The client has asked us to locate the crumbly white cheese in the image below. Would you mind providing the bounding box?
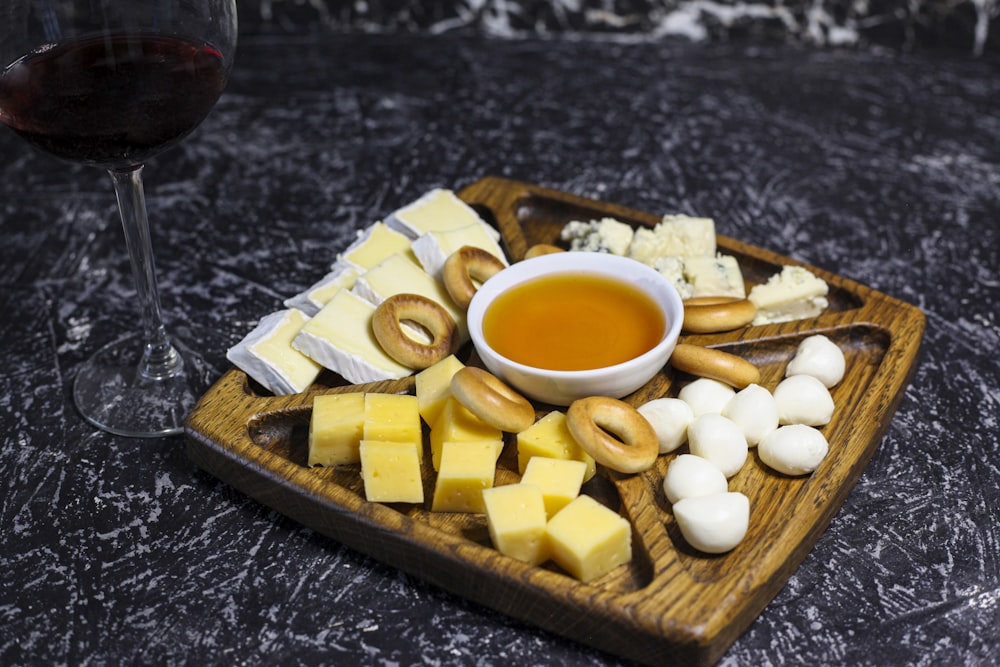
[651,256,694,299]
[385,188,499,241]
[683,254,746,299]
[283,264,360,316]
[227,309,322,395]
[627,214,716,265]
[292,289,412,384]
[748,265,829,325]
[411,223,508,280]
[559,217,634,255]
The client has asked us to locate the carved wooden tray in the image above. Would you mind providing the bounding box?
[184,177,925,666]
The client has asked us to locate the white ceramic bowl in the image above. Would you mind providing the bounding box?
[467,252,684,406]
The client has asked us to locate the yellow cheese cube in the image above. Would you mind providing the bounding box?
[308,392,365,467]
[482,483,548,565]
[364,393,422,443]
[516,411,596,482]
[520,456,587,518]
[429,397,503,470]
[359,440,424,504]
[546,495,632,583]
[431,441,498,513]
[415,354,465,426]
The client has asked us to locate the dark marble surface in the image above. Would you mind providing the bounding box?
[2,33,999,666]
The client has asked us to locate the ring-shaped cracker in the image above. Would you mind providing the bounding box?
[442,246,506,310]
[566,396,659,474]
[450,367,535,433]
[372,293,458,370]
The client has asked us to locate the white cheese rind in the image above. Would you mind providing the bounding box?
[628,214,716,264]
[560,218,634,255]
[385,188,499,241]
[749,266,829,325]
[683,254,746,299]
[411,223,508,280]
[292,289,411,384]
[227,309,322,395]
[283,263,360,316]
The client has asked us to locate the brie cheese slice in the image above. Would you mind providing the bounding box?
[227,309,322,395]
[283,264,360,316]
[337,221,417,272]
[385,189,499,241]
[293,289,412,384]
[411,223,508,280]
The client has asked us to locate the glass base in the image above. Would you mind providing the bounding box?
[73,333,210,438]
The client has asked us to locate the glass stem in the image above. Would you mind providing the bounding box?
[108,166,182,381]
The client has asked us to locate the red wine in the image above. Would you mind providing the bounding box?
[0,34,228,168]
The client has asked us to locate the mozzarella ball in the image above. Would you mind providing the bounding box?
[673,492,750,554]
[773,374,835,426]
[758,424,830,476]
[637,397,694,454]
[786,335,846,388]
[686,414,748,478]
[678,378,736,417]
[721,383,778,447]
[662,454,729,504]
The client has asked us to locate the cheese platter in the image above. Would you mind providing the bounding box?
[184,176,925,666]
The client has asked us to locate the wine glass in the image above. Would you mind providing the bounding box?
[0,1,237,437]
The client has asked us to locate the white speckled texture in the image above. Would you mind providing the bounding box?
[1,34,998,666]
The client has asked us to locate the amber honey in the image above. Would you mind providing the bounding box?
[482,272,666,371]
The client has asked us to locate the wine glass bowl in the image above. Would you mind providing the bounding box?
[0,1,237,437]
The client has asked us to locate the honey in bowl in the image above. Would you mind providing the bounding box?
[482,272,666,371]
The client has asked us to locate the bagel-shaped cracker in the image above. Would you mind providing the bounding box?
[451,367,536,433]
[682,298,757,333]
[523,243,565,259]
[566,396,659,474]
[442,246,507,310]
[670,343,760,389]
[372,293,458,369]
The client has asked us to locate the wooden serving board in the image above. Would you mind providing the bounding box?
[184,177,925,667]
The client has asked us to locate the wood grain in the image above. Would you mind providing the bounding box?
[184,177,925,666]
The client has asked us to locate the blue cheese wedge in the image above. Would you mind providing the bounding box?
[628,214,716,264]
[227,309,322,395]
[684,254,746,299]
[283,264,360,316]
[352,252,467,339]
[292,289,411,384]
[338,221,416,272]
[652,256,694,299]
[749,266,829,325]
[411,223,508,280]
[385,189,499,241]
[560,218,634,255]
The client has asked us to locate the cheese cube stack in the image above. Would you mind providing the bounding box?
[482,484,549,565]
[430,397,502,470]
[308,392,365,467]
[415,355,466,426]
[546,495,632,583]
[226,309,323,396]
[364,393,423,460]
[516,411,596,482]
[431,440,499,513]
[520,456,587,519]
